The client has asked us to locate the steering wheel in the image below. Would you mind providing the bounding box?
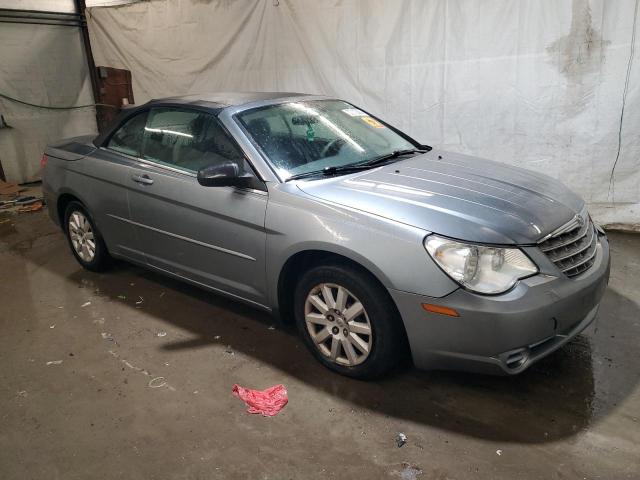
[320,138,345,158]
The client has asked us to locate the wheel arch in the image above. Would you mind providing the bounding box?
[56,191,84,228]
[276,247,394,324]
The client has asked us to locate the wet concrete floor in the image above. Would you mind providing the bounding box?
[1,209,639,479]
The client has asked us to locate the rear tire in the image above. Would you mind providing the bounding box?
[64,201,111,272]
[294,263,405,379]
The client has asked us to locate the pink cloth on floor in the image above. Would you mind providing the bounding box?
[232,384,288,416]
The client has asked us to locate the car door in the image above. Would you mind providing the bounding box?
[126,106,269,307]
[84,110,149,263]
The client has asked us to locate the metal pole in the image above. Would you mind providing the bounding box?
[74,0,100,106]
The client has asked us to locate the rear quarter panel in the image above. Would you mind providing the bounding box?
[43,145,138,258]
[43,136,98,225]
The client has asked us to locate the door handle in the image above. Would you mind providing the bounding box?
[131,174,154,185]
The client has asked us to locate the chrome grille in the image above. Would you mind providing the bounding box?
[539,217,598,278]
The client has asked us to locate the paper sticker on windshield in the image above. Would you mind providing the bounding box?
[342,108,367,117]
[361,116,385,128]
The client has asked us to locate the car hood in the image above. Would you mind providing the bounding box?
[296,150,585,244]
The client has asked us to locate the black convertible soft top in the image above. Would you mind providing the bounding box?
[92,91,314,147]
[154,91,312,107]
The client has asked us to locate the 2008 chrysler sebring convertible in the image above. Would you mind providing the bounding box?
[42,92,611,378]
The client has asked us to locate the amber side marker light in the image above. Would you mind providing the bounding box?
[421,303,460,317]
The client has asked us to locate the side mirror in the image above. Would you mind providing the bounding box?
[197,161,260,189]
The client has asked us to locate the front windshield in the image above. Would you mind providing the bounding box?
[236,100,418,179]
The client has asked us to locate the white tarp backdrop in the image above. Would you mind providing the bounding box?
[0,0,137,12]
[90,1,639,226]
[0,23,97,183]
[0,1,137,183]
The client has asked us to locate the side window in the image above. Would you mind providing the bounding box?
[141,108,248,173]
[107,112,148,156]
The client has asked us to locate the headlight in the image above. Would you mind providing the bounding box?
[424,235,538,294]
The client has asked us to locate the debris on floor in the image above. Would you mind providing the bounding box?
[81,301,91,307]
[15,195,36,204]
[148,376,167,388]
[107,350,176,392]
[46,360,63,366]
[1,195,43,211]
[156,331,167,337]
[393,464,423,480]
[0,180,24,196]
[396,432,407,447]
[0,183,44,214]
[17,200,43,213]
[496,449,503,456]
[0,198,15,207]
[232,384,288,417]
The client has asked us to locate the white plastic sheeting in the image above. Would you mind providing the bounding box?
[0,23,97,183]
[0,0,138,13]
[85,0,639,226]
[0,0,77,13]
[0,1,139,184]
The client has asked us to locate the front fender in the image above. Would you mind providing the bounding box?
[264,185,459,309]
[277,239,396,289]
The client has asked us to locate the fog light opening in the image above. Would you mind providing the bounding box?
[505,348,529,369]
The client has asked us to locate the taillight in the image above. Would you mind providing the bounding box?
[40,153,48,168]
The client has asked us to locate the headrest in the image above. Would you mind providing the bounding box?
[247,118,271,138]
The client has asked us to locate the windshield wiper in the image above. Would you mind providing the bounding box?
[284,164,373,182]
[361,148,427,167]
[284,148,428,182]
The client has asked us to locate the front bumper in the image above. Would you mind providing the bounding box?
[391,234,610,375]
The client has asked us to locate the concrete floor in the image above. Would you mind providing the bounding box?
[1,208,639,480]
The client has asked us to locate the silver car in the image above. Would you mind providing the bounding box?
[42,92,611,378]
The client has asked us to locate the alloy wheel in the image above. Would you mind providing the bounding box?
[68,211,96,262]
[304,283,373,366]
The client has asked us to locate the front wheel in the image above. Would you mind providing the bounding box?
[294,264,406,379]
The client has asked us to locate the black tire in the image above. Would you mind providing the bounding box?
[294,263,406,379]
[63,201,111,272]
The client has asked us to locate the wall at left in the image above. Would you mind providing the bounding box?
[0,9,98,183]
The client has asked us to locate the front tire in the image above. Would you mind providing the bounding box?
[294,264,406,379]
[64,201,110,272]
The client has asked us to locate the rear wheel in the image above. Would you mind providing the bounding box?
[64,201,110,272]
[294,264,405,379]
